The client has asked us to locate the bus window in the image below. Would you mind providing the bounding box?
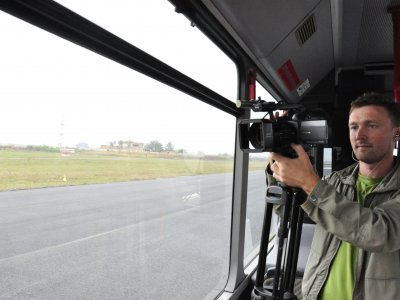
[0,4,236,299]
[243,80,332,266]
[323,148,332,176]
[243,82,277,265]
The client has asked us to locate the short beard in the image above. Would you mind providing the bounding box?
[355,150,387,165]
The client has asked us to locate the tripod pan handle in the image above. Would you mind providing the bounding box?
[266,186,285,205]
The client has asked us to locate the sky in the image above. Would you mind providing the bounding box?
[0,0,265,155]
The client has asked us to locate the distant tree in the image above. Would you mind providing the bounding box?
[26,145,60,153]
[197,151,205,157]
[127,140,133,151]
[144,140,163,152]
[176,148,187,154]
[165,142,174,152]
[118,140,123,151]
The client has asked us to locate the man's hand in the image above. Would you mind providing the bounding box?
[269,144,319,195]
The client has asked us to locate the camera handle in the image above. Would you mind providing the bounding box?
[251,185,306,300]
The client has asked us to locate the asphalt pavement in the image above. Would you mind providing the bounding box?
[0,171,266,300]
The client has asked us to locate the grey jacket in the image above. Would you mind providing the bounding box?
[301,159,400,300]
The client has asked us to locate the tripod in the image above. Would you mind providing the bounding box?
[251,184,306,300]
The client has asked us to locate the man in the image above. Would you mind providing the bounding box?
[268,92,400,299]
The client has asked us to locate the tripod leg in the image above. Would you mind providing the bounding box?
[273,189,293,298]
[282,195,300,292]
[252,186,299,300]
[254,202,274,289]
[288,205,304,292]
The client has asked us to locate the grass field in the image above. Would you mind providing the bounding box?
[0,150,266,191]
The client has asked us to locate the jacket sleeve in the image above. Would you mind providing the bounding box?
[265,163,276,186]
[301,178,400,253]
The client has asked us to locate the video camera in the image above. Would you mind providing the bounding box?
[237,99,329,156]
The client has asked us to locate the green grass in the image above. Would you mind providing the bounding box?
[0,150,266,191]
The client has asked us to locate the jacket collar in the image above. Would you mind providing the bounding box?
[336,157,400,191]
[336,162,359,185]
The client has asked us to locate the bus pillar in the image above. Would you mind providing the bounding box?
[249,70,256,101]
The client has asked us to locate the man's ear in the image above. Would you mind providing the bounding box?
[393,127,400,142]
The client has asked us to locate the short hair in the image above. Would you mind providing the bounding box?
[350,92,400,127]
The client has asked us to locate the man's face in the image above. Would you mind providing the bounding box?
[349,105,397,164]
[349,105,396,164]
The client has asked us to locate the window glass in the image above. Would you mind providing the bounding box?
[243,82,277,264]
[0,10,235,299]
[243,82,332,265]
[324,148,332,175]
[55,0,237,102]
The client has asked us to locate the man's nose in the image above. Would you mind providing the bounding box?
[356,127,367,139]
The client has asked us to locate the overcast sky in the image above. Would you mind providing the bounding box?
[0,1,273,155]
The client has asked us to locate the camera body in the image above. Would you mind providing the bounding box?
[238,100,329,155]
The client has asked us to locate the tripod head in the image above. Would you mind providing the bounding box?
[266,184,303,203]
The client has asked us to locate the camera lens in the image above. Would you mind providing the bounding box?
[249,122,263,149]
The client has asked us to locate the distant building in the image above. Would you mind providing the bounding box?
[61,148,76,155]
[100,140,144,152]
